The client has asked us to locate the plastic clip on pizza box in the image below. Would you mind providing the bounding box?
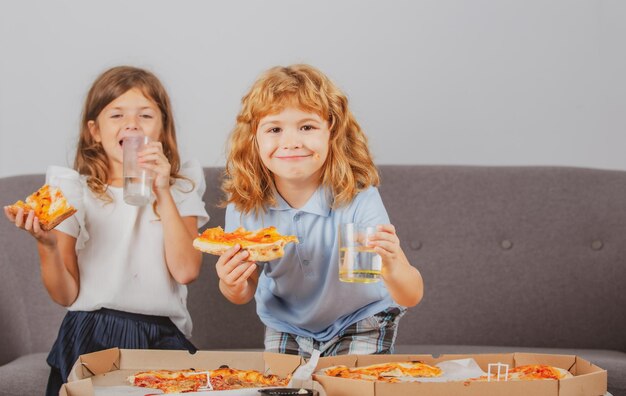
[60,348,329,396]
[312,352,607,396]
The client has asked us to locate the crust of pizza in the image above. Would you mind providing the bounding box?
[193,226,299,261]
[555,367,573,379]
[6,185,77,231]
[193,238,292,261]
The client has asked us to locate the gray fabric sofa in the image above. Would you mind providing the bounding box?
[1,165,625,396]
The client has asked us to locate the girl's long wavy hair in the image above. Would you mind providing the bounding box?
[223,64,379,215]
[74,66,184,202]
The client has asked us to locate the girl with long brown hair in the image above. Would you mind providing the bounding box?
[4,66,209,395]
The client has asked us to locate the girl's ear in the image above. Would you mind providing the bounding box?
[87,120,101,142]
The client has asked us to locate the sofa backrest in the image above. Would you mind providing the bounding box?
[376,166,626,352]
[1,166,625,366]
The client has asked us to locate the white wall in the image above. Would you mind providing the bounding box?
[1,0,625,177]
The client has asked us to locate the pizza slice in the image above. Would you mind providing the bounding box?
[322,365,380,381]
[6,184,77,231]
[509,364,572,380]
[469,364,573,382]
[379,361,443,378]
[321,361,442,382]
[207,367,291,390]
[129,367,291,393]
[193,226,299,261]
[129,369,208,393]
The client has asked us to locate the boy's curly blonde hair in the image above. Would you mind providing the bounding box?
[223,64,379,215]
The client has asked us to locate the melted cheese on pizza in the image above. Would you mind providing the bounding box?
[132,371,206,393]
[130,367,290,393]
[470,364,570,382]
[197,226,298,247]
[15,185,74,225]
[510,364,567,380]
[324,361,442,382]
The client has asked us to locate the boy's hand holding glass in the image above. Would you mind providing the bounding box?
[367,224,410,279]
[339,223,408,284]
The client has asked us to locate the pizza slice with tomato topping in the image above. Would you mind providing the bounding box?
[321,361,443,382]
[129,369,207,393]
[129,367,291,393]
[509,364,572,380]
[193,226,299,261]
[470,364,573,381]
[6,184,77,231]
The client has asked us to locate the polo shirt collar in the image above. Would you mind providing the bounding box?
[270,186,332,217]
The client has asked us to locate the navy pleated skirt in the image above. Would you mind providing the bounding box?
[46,308,196,396]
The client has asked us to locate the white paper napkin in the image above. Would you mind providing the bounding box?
[288,349,321,389]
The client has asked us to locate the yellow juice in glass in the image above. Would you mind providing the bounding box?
[338,223,382,283]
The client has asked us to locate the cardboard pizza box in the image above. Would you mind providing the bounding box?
[60,348,325,396]
[313,352,607,396]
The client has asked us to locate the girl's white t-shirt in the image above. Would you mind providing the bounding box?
[46,160,210,337]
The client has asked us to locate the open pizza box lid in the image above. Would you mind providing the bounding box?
[312,352,607,396]
[60,348,326,396]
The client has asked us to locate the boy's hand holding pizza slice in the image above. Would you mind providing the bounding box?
[193,226,298,262]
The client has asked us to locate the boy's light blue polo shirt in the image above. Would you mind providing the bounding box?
[225,186,396,342]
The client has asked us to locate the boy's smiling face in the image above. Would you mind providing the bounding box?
[255,106,330,187]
